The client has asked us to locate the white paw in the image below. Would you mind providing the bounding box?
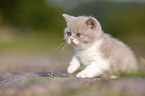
[67,65,78,74]
[76,70,96,78]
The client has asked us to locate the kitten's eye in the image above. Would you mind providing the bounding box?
[67,32,71,36]
[76,33,81,37]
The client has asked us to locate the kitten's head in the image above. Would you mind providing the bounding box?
[62,14,102,49]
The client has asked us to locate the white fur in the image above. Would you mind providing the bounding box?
[67,38,79,45]
[67,55,81,73]
[73,39,79,45]
[67,39,71,44]
[68,39,110,78]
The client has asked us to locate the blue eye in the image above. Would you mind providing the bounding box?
[67,32,71,36]
[77,33,81,37]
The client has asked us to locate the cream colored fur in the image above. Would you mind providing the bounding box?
[62,14,137,78]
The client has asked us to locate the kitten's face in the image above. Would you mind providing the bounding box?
[63,14,102,49]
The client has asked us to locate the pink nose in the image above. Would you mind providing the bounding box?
[70,38,74,42]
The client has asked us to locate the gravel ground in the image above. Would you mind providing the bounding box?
[0,51,145,96]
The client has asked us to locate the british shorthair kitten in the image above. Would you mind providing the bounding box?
[62,14,137,78]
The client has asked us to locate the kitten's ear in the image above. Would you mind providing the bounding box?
[86,17,101,31]
[62,14,75,22]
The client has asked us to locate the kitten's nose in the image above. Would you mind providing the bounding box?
[70,38,74,42]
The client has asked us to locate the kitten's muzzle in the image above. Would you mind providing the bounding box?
[70,38,74,42]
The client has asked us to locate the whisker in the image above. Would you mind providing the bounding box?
[63,43,69,55]
[58,39,65,44]
[57,41,66,51]
[61,42,68,53]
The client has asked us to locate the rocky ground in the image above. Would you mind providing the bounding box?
[0,51,145,96]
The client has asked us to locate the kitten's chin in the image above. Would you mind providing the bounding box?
[67,40,88,49]
[74,43,95,50]
[69,42,79,47]
[67,42,81,48]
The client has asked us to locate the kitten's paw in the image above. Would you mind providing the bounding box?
[67,65,78,74]
[76,70,95,78]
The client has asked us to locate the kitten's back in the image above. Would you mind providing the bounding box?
[100,32,137,73]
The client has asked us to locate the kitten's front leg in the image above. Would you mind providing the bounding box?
[76,61,109,78]
[67,55,81,74]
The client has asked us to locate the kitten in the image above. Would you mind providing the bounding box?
[62,14,137,78]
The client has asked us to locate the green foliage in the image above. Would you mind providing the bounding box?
[115,70,145,78]
[29,78,37,84]
[72,67,84,75]
[0,1,145,57]
[0,0,65,31]
[19,80,27,87]
[0,30,62,52]
[72,2,145,46]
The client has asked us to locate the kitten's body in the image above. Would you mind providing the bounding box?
[63,14,137,78]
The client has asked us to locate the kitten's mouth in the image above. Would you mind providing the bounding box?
[67,39,79,46]
[70,41,76,45]
[70,41,78,46]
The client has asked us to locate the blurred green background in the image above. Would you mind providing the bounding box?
[0,0,145,57]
